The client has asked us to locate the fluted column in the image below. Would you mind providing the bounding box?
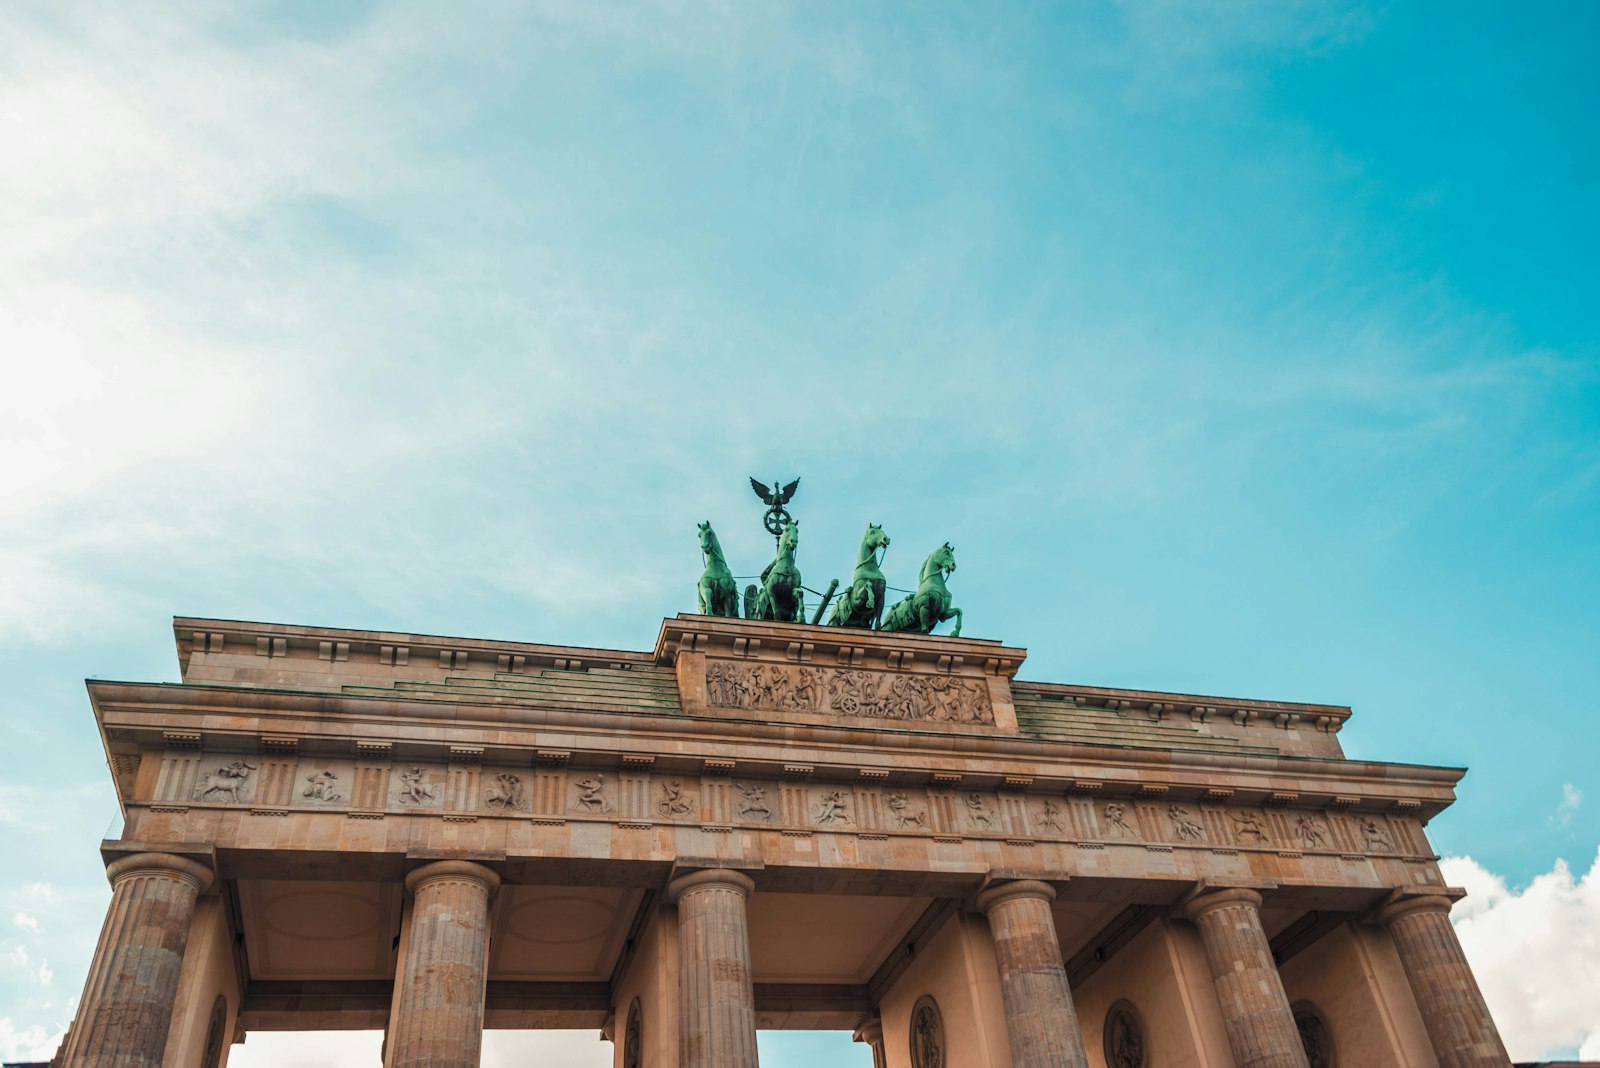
[388,860,501,1068]
[668,868,759,1068]
[1184,888,1309,1068]
[64,851,213,1068]
[976,880,1090,1068]
[852,1016,886,1068]
[1377,895,1511,1068]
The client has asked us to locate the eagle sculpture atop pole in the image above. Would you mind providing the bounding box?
[750,476,800,539]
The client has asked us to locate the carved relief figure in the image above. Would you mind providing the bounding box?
[735,782,771,821]
[572,775,609,812]
[623,999,643,1068]
[1104,803,1138,838]
[1294,1006,1333,1068]
[813,790,851,826]
[1296,813,1327,849]
[1105,1004,1146,1068]
[397,765,441,806]
[887,792,927,829]
[910,997,944,1068]
[963,792,997,829]
[193,760,256,804]
[484,772,526,811]
[301,770,342,803]
[1036,799,1066,833]
[706,661,994,725]
[1359,816,1393,852]
[656,781,695,817]
[1168,804,1205,841]
[1231,810,1270,844]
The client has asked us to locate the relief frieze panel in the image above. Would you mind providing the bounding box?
[704,660,993,726]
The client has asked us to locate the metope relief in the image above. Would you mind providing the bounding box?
[887,791,927,829]
[1035,799,1068,835]
[963,792,998,831]
[1230,810,1270,844]
[812,789,852,826]
[1295,813,1328,849]
[1358,816,1393,853]
[1103,803,1139,839]
[1168,804,1205,841]
[571,774,612,814]
[656,780,696,819]
[735,782,772,821]
[293,759,354,808]
[390,765,444,809]
[484,772,527,812]
[192,760,256,804]
[705,660,993,726]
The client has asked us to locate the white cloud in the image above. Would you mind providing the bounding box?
[1556,783,1583,825]
[1443,848,1600,1060]
[34,960,51,987]
[0,1017,64,1062]
[6,947,27,968]
[12,914,38,934]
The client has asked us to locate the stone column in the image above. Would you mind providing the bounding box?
[388,860,501,1068]
[667,868,759,1068]
[63,852,214,1068]
[1183,888,1309,1068]
[852,1016,886,1068]
[1377,895,1511,1068]
[976,880,1090,1068]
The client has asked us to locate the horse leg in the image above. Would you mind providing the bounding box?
[698,580,710,616]
[948,608,962,638]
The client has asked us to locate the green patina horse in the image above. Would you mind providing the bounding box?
[826,523,891,629]
[746,519,805,622]
[881,542,962,638]
[696,521,740,618]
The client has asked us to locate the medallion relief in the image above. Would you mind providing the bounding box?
[909,995,944,1068]
[623,998,642,1068]
[705,660,993,725]
[1292,1002,1334,1068]
[1103,1001,1146,1068]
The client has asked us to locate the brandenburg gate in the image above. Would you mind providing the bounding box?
[57,608,1513,1067]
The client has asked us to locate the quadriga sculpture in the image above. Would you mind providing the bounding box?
[696,521,740,618]
[826,523,890,629]
[746,519,805,622]
[881,542,962,638]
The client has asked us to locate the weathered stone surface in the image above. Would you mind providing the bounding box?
[668,868,758,1068]
[1378,895,1512,1068]
[976,880,1090,1068]
[1184,887,1310,1068]
[387,860,500,1068]
[62,852,212,1068]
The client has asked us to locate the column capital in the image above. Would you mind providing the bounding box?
[1182,885,1264,922]
[1376,893,1455,927]
[852,1016,884,1045]
[666,867,755,903]
[976,878,1057,914]
[404,859,501,897]
[104,851,213,894]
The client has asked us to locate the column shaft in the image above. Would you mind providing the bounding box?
[1184,888,1309,1068]
[1379,896,1511,1068]
[388,861,501,1068]
[668,869,759,1068]
[976,880,1090,1068]
[63,852,213,1068]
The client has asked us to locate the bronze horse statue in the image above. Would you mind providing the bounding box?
[881,542,961,638]
[696,521,739,618]
[826,523,890,629]
[745,519,805,622]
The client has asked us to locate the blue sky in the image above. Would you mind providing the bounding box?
[1,1,1596,1062]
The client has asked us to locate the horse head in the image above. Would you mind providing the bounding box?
[864,523,890,555]
[698,521,718,554]
[929,541,957,577]
[779,519,799,554]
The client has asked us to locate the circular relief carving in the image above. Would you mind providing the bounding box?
[1293,1001,1335,1068]
[909,995,944,1068]
[623,998,642,1068]
[1103,1000,1146,1068]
